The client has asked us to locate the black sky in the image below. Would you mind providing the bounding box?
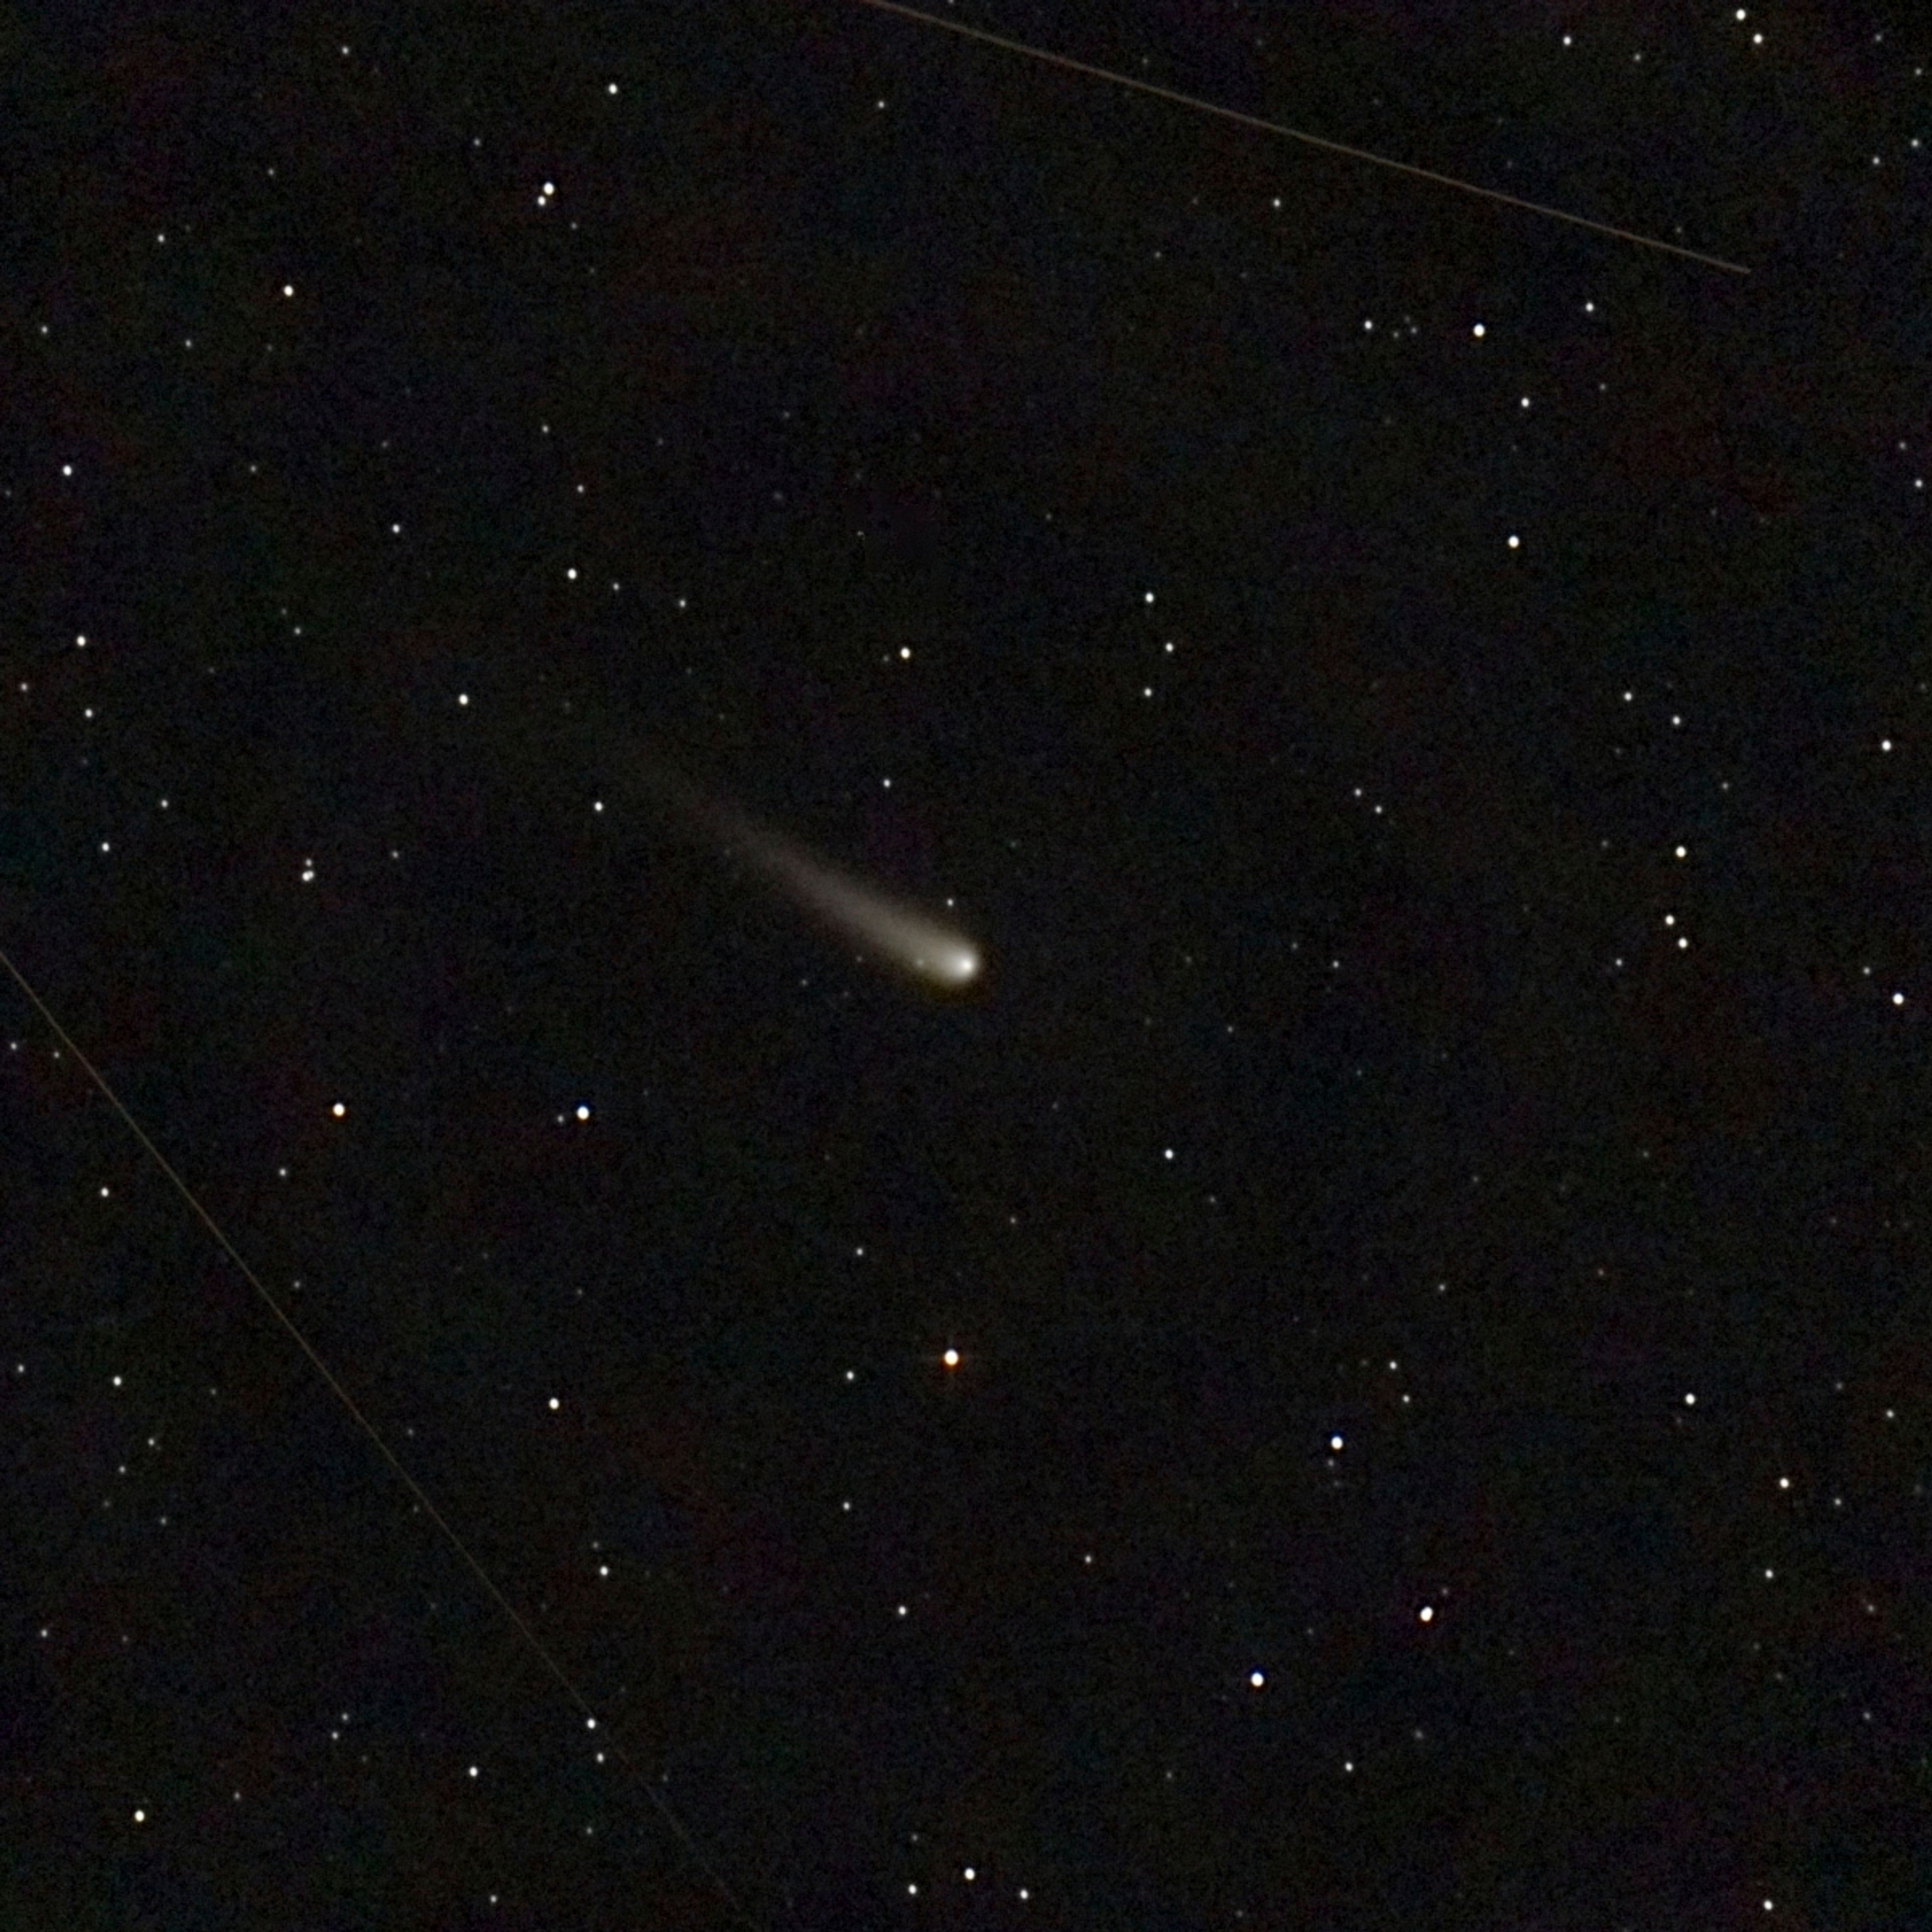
[4,0,1930,1926]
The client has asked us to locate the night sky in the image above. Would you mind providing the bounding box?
[5,0,1930,1925]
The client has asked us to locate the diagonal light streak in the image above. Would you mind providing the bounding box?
[847,0,1751,276]
[632,753,982,989]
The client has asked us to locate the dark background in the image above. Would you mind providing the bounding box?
[3,0,1929,1925]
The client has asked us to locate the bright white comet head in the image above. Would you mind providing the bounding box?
[921,940,982,988]
[831,896,982,992]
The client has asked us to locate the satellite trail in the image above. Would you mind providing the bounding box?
[848,0,1750,276]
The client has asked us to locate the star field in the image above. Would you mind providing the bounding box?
[4,1,1931,1926]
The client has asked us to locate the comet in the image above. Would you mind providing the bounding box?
[628,750,982,990]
